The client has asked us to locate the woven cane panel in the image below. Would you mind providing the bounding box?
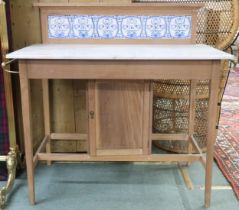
[152,80,209,153]
[153,96,209,153]
[134,0,237,49]
[153,80,209,99]
[152,77,211,153]
[153,98,208,132]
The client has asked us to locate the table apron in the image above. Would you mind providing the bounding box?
[23,60,214,80]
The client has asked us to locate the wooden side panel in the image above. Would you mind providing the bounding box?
[95,80,145,151]
[30,80,45,152]
[10,0,41,49]
[49,80,87,153]
[50,80,76,152]
[73,80,88,152]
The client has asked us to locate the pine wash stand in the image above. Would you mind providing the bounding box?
[6,3,234,208]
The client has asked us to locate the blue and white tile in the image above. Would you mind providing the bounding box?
[48,15,192,40]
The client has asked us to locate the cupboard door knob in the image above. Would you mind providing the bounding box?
[89,111,95,119]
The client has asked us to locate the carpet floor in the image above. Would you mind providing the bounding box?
[1,162,239,210]
[215,67,239,199]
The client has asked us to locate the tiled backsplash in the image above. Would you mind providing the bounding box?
[48,15,192,39]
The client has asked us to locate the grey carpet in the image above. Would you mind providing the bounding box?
[1,161,238,210]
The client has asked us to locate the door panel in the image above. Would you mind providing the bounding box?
[96,80,144,149]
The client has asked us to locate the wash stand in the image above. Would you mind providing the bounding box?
[6,3,234,208]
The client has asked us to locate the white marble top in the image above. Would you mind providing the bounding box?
[6,44,234,60]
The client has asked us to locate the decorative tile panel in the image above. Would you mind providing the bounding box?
[48,15,192,39]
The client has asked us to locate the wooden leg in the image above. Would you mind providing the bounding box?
[148,81,153,154]
[180,79,196,187]
[19,61,35,205]
[42,79,51,165]
[188,80,197,155]
[142,81,151,155]
[205,61,220,208]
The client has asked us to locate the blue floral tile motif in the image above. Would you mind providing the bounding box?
[169,16,191,38]
[146,17,167,38]
[97,17,118,38]
[121,17,142,38]
[48,16,71,38]
[72,16,94,38]
[48,15,192,39]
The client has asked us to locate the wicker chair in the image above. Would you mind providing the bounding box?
[134,0,239,153]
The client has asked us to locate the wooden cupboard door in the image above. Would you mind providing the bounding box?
[88,80,150,156]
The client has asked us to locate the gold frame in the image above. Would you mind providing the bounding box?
[0,1,18,209]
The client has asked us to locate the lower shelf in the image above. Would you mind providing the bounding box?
[37,152,202,162]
